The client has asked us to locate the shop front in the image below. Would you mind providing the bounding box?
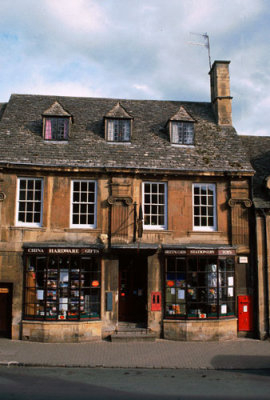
[162,247,238,341]
[22,245,103,342]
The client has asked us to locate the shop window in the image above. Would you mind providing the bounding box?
[71,180,97,228]
[24,255,101,321]
[193,183,216,231]
[143,182,167,229]
[165,256,235,320]
[16,177,43,227]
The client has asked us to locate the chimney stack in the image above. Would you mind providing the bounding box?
[209,61,232,125]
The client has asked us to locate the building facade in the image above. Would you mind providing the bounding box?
[0,61,255,342]
[240,136,270,339]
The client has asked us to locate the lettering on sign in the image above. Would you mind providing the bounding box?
[164,250,187,256]
[165,248,235,257]
[81,249,100,255]
[48,248,80,254]
[189,249,216,255]
[27,248,45,254]
[0,288,9,293]
[239,256,248,264]
[218,249,236,256]
[25,248,100,255]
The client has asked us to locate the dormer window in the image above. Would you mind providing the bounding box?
[171,121,194,145]
[105,102,133,143]
[44,117,69,141]
[42,101,71,142]
[107,119,131,142]
[168,106,196,145]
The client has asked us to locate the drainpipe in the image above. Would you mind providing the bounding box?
[261,208,269,337]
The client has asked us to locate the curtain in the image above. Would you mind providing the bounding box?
[45,119,52,140]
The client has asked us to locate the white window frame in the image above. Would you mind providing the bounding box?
[16,177,44,227]
[192,183,217,231]
[170,121,194,145]
[70,180,97,229]
[142,182,167,230]
[106,119,131,142]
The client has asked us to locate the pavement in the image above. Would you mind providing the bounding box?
[0,338,270,370]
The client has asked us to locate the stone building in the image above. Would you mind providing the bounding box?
[240,136,270,339]
[0,61,255,342]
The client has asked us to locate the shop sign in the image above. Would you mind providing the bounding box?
[164,250,187,256]
[189,249,216,256]
[0,288,9,293]
[25,247,100,255]
[239,256,248,263]
[218,249,236,256]
[165,248,235,256]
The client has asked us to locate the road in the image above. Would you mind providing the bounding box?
[0,367,270,399]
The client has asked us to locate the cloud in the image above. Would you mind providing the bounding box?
[0,0,269,136]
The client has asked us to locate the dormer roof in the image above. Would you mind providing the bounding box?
[169,106,195,122]
[43,101,71,117]
[105,102,133,119]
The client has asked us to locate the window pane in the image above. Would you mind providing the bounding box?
[193,184,216,230]
[143,182,166,228]
[17,179,42,226]
[74,182,80,192]
[71,181,96,227]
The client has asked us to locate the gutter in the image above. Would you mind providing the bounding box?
[0,162,254,177]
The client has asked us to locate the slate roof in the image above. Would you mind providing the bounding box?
[240,135,270,208]
[0,94,253,174]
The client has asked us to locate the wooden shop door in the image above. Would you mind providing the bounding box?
[0,283,12,338]
[119,256,147,323]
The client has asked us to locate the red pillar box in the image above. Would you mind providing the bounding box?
[238,295,253,331]
[151,292,162,311]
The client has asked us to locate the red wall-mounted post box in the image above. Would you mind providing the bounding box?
[151,292,162,311]
[238,295,253,331]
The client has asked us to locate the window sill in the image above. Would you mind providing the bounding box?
[44,140,69,144]
[10,226,46,231]
[64,228,102,233]
[22,319,101,324]
[163,317,237,322]
[188,230,221,235]
[106,141,131,145]
[171,144,195,148]
[143,229,173,234]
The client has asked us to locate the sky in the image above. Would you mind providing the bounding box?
[0,0,269,136]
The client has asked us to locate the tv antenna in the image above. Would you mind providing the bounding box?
[188,32,212,70]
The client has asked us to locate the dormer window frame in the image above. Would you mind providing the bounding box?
[105,118,132,143]
[169,120,195,146]
[43,116,71,141]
